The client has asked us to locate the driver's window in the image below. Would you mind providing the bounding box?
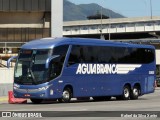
[49,45,69,80]
[49,57,62,79]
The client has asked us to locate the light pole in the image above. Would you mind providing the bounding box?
[104,0,111,40]
[100,5,105,39]
[150,0,153,19]
[108,10,111,40]
[100,1,110,40]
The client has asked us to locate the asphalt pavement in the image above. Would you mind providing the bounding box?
[1,87,160,104]
[0,87,160,120]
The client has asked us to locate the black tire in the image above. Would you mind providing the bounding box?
[58,88,72,103]
[30,98,43,104]
[130,86,140,100]
[122,85,130,100]
[116,85,131,100]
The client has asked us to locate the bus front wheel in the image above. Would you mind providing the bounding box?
[130,86,140,100]
[30,98,43,104]
[58,88,72,103]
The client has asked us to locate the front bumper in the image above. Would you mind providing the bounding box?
[13,83,62,99]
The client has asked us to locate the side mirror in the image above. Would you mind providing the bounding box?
[45,55,60,69]
[7,56,18,68]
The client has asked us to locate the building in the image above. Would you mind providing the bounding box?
[0,0,51,54]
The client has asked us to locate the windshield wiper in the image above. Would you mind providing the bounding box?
[28,56,37,85]
[29,68,37,85]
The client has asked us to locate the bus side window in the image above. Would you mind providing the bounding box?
[49,45,69,80]
[68,46,81,66]
[68,54,79,66]
[49,58,62,80]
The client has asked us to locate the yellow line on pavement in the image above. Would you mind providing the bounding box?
[0,97,8,102]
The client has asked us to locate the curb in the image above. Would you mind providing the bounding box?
[155,87,160,90]
[0,96,8,102]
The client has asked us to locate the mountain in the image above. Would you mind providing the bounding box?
[63,0,125,21]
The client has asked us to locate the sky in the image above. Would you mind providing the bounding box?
[68,0,160,17]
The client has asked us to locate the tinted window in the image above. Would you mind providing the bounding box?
[68,45,155,66]
[49,45,69,80]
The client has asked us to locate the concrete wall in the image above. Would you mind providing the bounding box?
[0,12,44,24]
[51,0,63,37]
[0,68,14,96]
[0,12,51,42]
[156,50,160,65]
[0,83,13,96]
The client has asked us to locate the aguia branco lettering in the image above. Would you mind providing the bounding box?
[76,64,117,74]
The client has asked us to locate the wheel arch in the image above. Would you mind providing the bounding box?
[63,84,73,97]
[124,83,131,90]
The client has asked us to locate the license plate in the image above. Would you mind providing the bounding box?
[24,94,30,97]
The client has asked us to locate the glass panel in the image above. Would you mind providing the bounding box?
[68,45,155,65]
[49,45,69,80]
[14,49,51,85]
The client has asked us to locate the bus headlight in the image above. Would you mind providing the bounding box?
[38,84,52,91]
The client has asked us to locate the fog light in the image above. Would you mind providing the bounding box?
[50,89,54,95]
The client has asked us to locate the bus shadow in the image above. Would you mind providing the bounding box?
[26,97,149,105]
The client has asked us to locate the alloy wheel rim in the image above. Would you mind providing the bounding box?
[124,88,129,98]
[63,91,70,99]
[133,88,138,96]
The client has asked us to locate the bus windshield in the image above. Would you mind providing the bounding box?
[14,49,52,85]
[14,45,69,85]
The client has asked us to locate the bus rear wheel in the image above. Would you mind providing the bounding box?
[30,98,43,104]
[58,88,72,103]
[130,86,140,100]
